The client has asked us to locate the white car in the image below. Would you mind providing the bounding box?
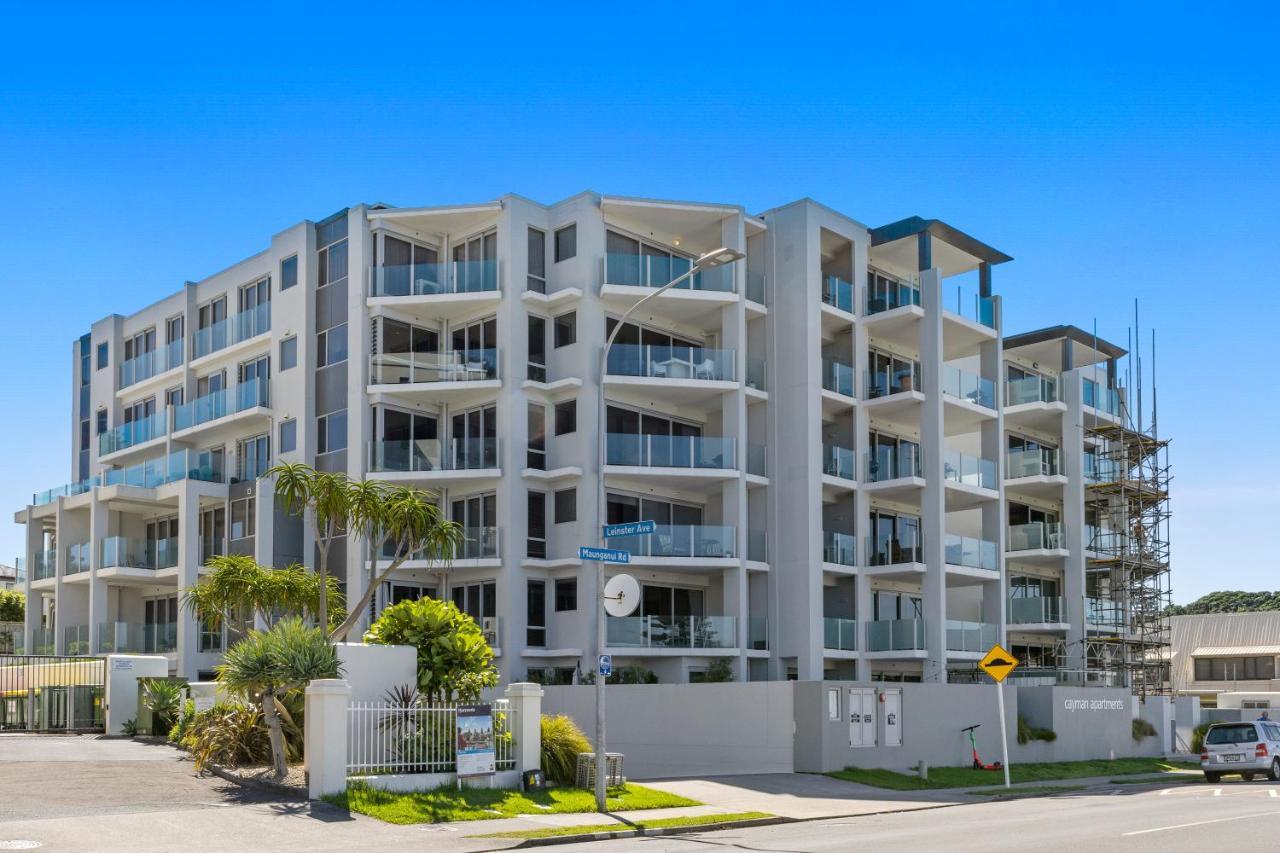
[1200,721,1280,782]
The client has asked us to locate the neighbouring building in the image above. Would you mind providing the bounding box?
[0,562,16,591]
[12,192,1171,686]
[1169,611,1280,708]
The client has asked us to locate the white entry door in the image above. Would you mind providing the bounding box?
[848,688,876,747]
[883,688,902,747]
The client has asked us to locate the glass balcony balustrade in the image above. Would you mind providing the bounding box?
[823,531,856,566]
[173,382,269,431]
[944,533,998,571]
[119,339,184,388]
[746,357,767,391]
[367,438,500,473]
[822,275,854,312]
[943,450,997,489]
[370,259,499,296]
[822,357,855,397]
[823,444,856,480]
[866,619,926,651]
[606,344,735,382]
[865,278,920,315]
[606,525,736,559]
[748,616,768,650]
[1007,521,1065,551]
[946,620,997,652]
[1009,596,1064,624]
[97,621,178,654]
[193,302,271,359]
[1007,374,1058,405]
[866,533,923,566]
[747,529,767,563]
[606,434,735,470]
[746,444,768,477]
[1007,446,1060,478]
[606,615,737,649]
[102,449,228,489]
[101,536,179,571]
[604,253,734,293]
[823,617,857,651]
[864,445,922,482]
[64,624,91,655]
[943,366,996,409]
[369,348,500,384]
[864,363,921,399]
[64,542,90,575]
[746,271,767,305]
[100,411,167,455]
[32,549,57,580]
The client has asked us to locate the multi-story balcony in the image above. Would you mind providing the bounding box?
[193,302,271,360]
[822,275,854,313]
[943,451,998,509]
[32,478,95,507]
[367,438,500,484]
[99,411,167,457]
[866,618,925,652]
[822,443,856,481]
[865,277,921,316]
[942,365,996,410]
[1007,374,1058,406]
[606,344,735,383]
[607,524,736,563]
[368,348,501,399]
[173,383,270,434]
[64,542,89,575]
[606,615,737,650]
[864,362,922,400]
[747,529,767,563]
[1005,375,1066,431]
[945,620,998,653]
[821,357,855,399]
[1009,596,1066,626]
[866,533,923,569]
[97,621,178,654]
[387,525,499,563]
[100,536,179,572]
[823,530,856,567]
[370,260,500,297]
[101,449,229,490]
[823,617,858,651]
[944,533,998,573]
[1007,447,1060,479]
[1083,380,1123,418]
[1007,521,1065,553]
[119,339,184,389]
[32,549,56,581]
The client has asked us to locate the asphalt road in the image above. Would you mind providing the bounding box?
[559,782,1280,852]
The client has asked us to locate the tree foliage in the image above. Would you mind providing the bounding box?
[1166,591,1280,616]
[182,554,344,631]
[0,589,23,623]
[364,598,497,703]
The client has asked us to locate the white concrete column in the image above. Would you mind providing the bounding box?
[23,510,42,652]
[305,678,352,799]
[978,304,1007,639]
[1061,370,1087,671]
[918,268,947,683]
[504,681,544,775]
[53,500,68,655]
[176,482,202,679]
[87,496,109,653]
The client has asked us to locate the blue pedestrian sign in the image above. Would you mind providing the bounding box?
[598,654,613,678]
[579,546,631,564]
[602,520,656,538]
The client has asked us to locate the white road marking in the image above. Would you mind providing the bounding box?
[1123,810,1280,836]
[1271,789,1278,798]
[1214,788,1223,796]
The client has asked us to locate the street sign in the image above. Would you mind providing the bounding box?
[598,654,612,678]
[602,520,656,538]
[978,644,1020,683]
[579,546,631,564]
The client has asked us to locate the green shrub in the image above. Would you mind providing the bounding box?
[1016,715,1057,744]
[1191,722,1213,754]
[0,589,23,622]
[541,714,592,785]
[1131,718,1157,740]
[696,659,734,683]
[612,664,658,685]
[141,679,184,736]
[366,598,497,702]
[121,718,138,737]
[181,702,277,771]
[169,699,196,744]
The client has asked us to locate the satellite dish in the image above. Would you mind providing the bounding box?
[603,573,640,617]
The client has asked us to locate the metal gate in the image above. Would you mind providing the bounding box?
[0,655,106,732]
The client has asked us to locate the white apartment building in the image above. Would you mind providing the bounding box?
[12,192,1156,686]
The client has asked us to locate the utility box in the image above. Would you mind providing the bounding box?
[848,687,876,747]
[881,688,903,747]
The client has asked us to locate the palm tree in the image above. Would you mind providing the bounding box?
[268,462,351,638]
[217,617,341,779]
[182,554,343,632]
[331,481,463,642]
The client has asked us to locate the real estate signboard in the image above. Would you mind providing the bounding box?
[456,703,495,777]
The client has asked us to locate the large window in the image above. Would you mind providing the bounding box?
[450,404,497,469]
[527,228,546,292]
[554,488,577,523]
[280,255,298,291]
[867,510,921,565]
[554,224,576,262]
[554,312,576,347]
[97,341,109,369]
[230,497,255,540]
[527,491,547,558]
[279,418,297,454]
[527,580,546,647]
[527,403,546,470]
[317,410,348,454]
[279,336,297,371]
[528,316,547,382]
[451,230,497,292]
[380,235,439,295]
[317,323,348,367]
[554,400,577,436]
[1194,656,1277,681]
[237,434,271,481]
[555,579,577,612]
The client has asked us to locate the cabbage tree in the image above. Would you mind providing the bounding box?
[268,463,352,639]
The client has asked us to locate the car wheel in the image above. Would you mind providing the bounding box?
[1270,759,1280,782]
[1205,772,1222,783]
[1242,772,1256,782]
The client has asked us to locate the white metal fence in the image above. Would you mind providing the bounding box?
[346,698,516,775]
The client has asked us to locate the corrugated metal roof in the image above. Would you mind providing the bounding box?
[1169,612,1280,690]
[1192,646,1280,657]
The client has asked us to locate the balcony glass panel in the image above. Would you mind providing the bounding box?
[370,348,499,384]
[866,618,926,651]
[943,366,996,409]
[823,617,858,651]
[747,444,767,477]
[1086,597,1127,630]
[864,363,921,399]
[119,339,184,388]
[33,549,57,580]
[1007,446,1060,478]
[100,411,167,455]
[746,357,767,391]
[823,444,856,480]
[101,450,227,489]
[975,295,997,329]
[748,616,768,650]
[823,531,856,566]
[101,536,179,571]
[1007,374,1058,405]
[604,253,733,293]
[1007,521,1065,551]
[747,529,767,562]
[606,615,737,649]
[32,478,96,506]
[193,302,271,358]
[64,624,91,655]
[605,345,735,382]
[946,620,997,652]
[746,271,766,304]
[865,279,921,315]
[1009,596,1064,624]
[606,434,735,470]
[173,382,269,431]
[33,628,55,655]
[822,357,854,396]
[96,622,178,654]
[865,445,921,482]
[607,524,735,559]
[822,276,854,312]
[943,450,997,489]
[866,533,923,566]
[64,542,90,575]
[944,534,998,571]
[367,438,500,473]
[1083,380,1122,416]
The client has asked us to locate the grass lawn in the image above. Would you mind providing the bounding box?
[324,782,700,825]
[475,812,773,839]
[830,758,1198,791]
[965,785,1086,798]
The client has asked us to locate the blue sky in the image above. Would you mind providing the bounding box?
[1,5,1275,602]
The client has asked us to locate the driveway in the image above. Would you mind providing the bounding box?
[0,734,508,852]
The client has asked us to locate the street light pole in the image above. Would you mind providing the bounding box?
[593,247,745,812]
